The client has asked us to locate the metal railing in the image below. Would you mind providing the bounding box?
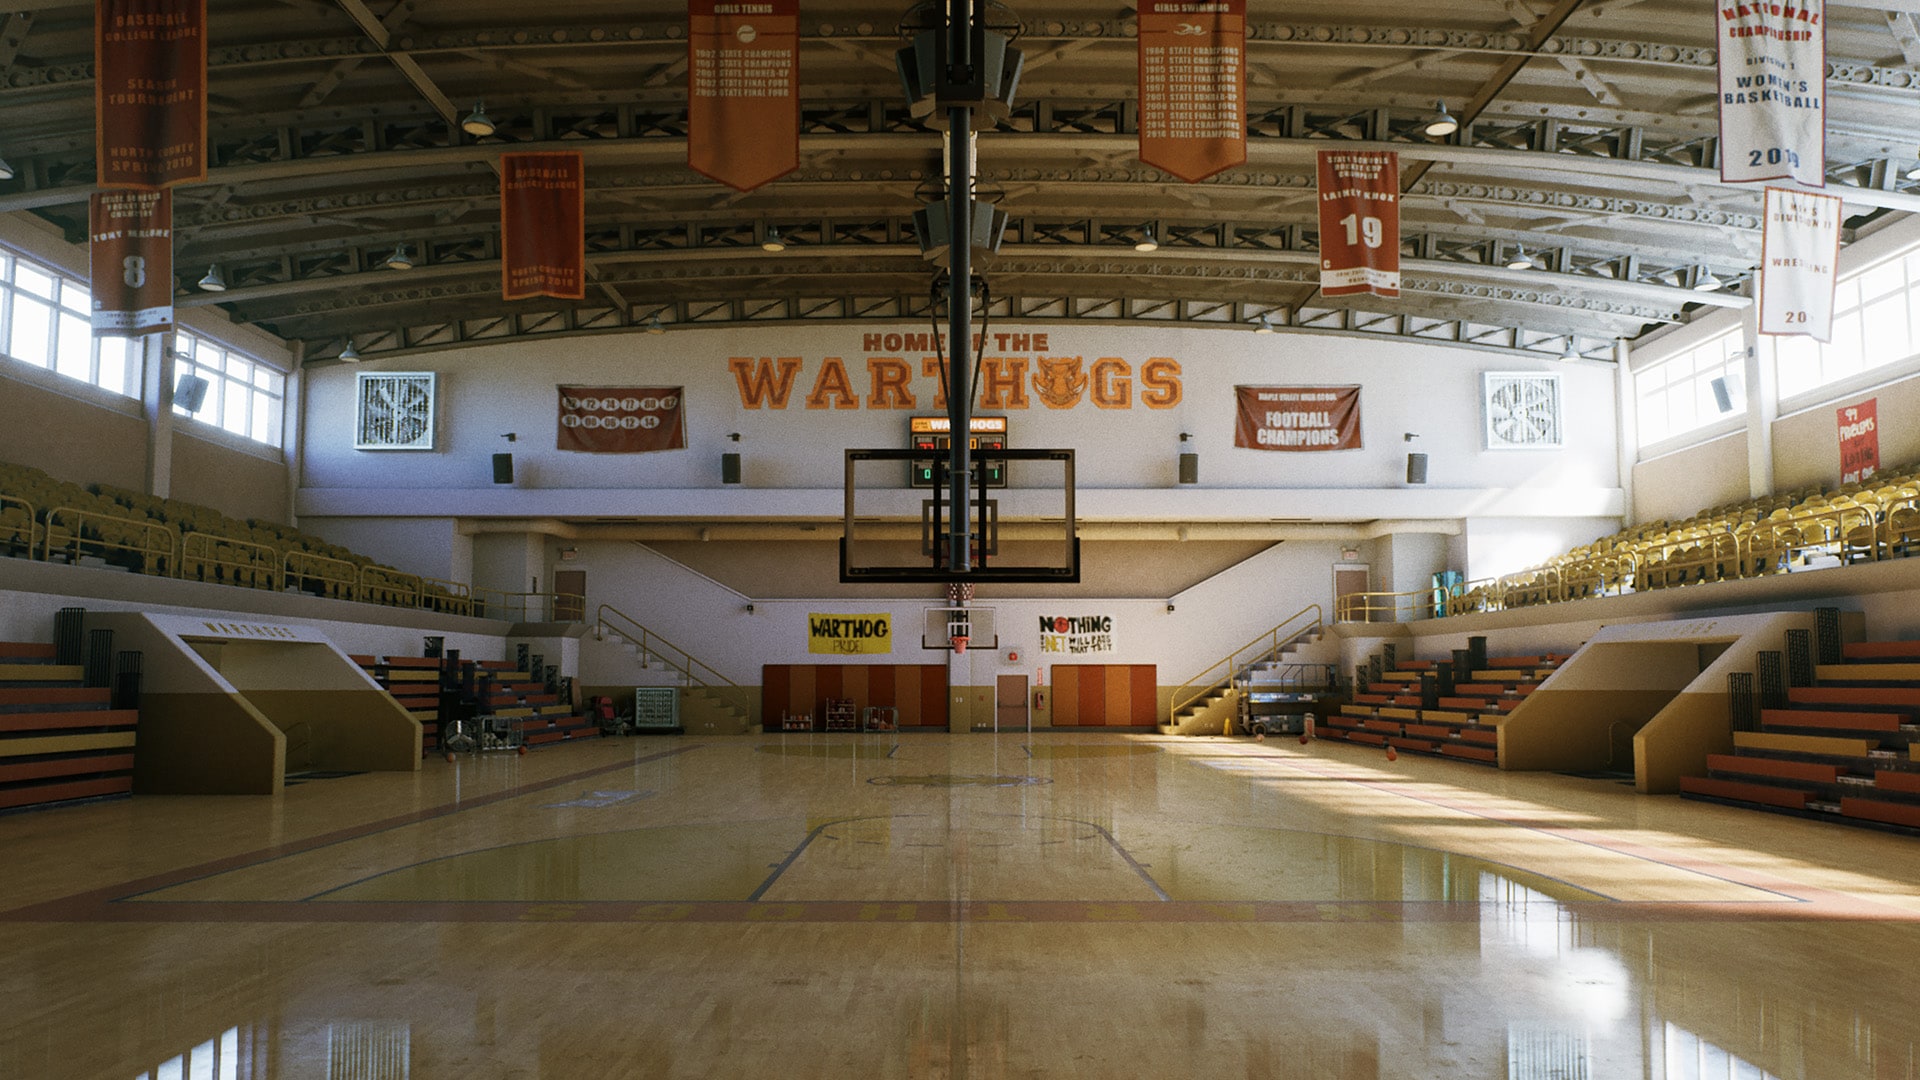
[475,589,587,623]
[41,505,178,576]
[594,604,751,717]
[285,548,361,600]
[0,493,36,554]
[1168,603,1323,723]
[181,531,282,591]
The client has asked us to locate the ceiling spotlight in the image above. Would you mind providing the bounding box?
[1506,246,1535,271]
[1253,313,1275,334]
[1692,267,1724,292]
[1134,226,1159,253]
[461,100,495,138]
[1423,100,1459,138]
[197,265,227,292]
[1906,148,1920,181]
[761,227,786,253]
[338,340,362,362]
[0,155,13,182]
[384,243,414,271]
[646,314,666,335]
[1559,337,1581,362]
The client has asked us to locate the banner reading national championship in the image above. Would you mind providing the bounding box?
[500,152,586,301]
[1317,150,1400,297]
[89,189,173,336]
[95,0,208,189]
[1838,398,1879,485]
[556,387,687,453]
[1759,186,1841,340]
[1716,0,1824,186]
[688,0,799,192]
[1137,0,1245,183]
[808,613,892,655]
[1235,386,1363,451]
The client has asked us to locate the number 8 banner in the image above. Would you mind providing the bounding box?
[89,190,173,336]
[1317,150,1400,298]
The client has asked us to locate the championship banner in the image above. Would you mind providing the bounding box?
[95,0,207,189]
[1039,615,1114,655]
[1137,0,1246,183]
[88,189,172,336]
[1759,186,1841,340]
[687,0,799,192]
[1716,0,1824,186]
[1316,150,1400,298]
[1838,399,1879,485]
[808,613,892,655]
[556,386,686,453]
[500,152,586,301]
[1234,386,1363,451]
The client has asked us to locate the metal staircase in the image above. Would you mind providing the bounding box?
[592,604,753,734]
[1163,605,1333,736]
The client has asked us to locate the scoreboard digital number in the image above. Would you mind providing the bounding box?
[909,415,1008,489]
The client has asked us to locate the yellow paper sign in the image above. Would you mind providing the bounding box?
[808,613,892,655]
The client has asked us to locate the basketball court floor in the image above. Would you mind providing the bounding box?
[3,732,1917,1078]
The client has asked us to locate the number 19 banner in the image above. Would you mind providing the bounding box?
[89,189,172,336]
[1760,186,1841,341]
[1717,0,1824,186]
[1317,150,1400,298]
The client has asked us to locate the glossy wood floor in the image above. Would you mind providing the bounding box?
[4,732,1919,1079]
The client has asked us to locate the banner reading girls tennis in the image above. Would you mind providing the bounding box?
[1317,149,1400,298]
[556,386,686,453]
[1137,0,1246,182]
[1716,0,1824,187]
[688,0,799,192]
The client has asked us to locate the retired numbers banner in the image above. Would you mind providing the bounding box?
[1760,187,1841,340]
[500,152,586,301]
[688,0,799,192]
[556,387,687,453]
[1717,0,1825,186]
[1234,386,1363,451]
[88,190,172,336]
[96,0,207,188]
[1317,150,1400,298]
[1138,0,1245,183]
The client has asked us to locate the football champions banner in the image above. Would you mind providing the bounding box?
[1317,150,1400,297]
[808,613,892,655]
[1759,186,1841,340]
[1235,386,1363,451]
[88,189,172,335]
[556,386,687,453]
[96,0,207,189]
[687,0,799,192]
[1716,0,1824,186]
[1838,399,1879,485]
[500,152,586,301]
[1137,0,1246,183]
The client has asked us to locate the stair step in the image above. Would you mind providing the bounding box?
[0,664,85,683]
[0,643,58,661]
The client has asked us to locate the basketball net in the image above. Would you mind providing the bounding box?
[951,634,969,655]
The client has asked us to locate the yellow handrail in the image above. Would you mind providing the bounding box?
[285,548,360,600]
[594,603,752,716]
[0,493,36,555]
[1168,604,1322,723]
[420,576,475,616]
[472,589,588,622]
[41,505,178,575]
[180,531,282,591]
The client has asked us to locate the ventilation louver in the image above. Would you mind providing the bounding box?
[1483,372,1563,450]
[354,372,437,450]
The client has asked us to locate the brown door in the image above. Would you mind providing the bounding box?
[552,569,586,621]
[1334,567,1370,622]
[996,674,1029,731]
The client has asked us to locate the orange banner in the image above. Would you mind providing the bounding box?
[1234,386,1363,451]
[557,387,687,453]
[500,152,586,301]
[1317,150,1401,298]
[1138,0,1245,183]
[688,0,799,192]
[89,189,173,336]
[95,0,207,189]
[1838,398,1878,485]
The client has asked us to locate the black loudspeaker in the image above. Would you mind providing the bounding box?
[1177,452,1198,485]
[1710,376,1734,414]
[175,373,209,413]
[721,452,742,484]
[492,452,514,484]
[1406,452,1429,484]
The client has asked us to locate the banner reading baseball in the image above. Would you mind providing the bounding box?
[688,0,799,192]
[1838,399,1879,485]
[1138,0,1246,183]
[88,189,172,336]
[1235,386,1363,451]
[1317,150,1400,297]
[500,152,586,301]
[556,386,687,453]
[1716,0,1824,186]
[95,0,208,189]
[1759,186,1841,340]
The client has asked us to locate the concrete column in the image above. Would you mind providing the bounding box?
[142,333,174,499]
[1614,339,1637,527]
[281,342,304,527]
[1741,297,1777,498]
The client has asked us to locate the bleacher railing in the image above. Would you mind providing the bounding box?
[285,549,360,600]
[40,505,178,576]
[181,531,282,592]
[474,589,588,623]
[594,604,750,716]
[1168,604,1323,724]
[0,493,36,554]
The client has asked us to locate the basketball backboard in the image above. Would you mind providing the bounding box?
[841,447,1079,584]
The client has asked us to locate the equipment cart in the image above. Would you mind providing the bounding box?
[823,697,858,732]
[862,706,899,732]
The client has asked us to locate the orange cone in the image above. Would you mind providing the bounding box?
[1385,746,1399,762]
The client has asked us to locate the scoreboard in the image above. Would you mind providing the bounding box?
[909,415,1008,488]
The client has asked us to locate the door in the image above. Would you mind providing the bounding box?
[1333,566,1370,622]
[552,569,586,621]
[996,674,1029,731]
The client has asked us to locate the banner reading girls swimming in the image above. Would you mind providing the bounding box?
[1759,186,1841,340]
[88,189,173,335]
[1716,0,1824,186]
[556,386,686,453]
[95,0,207,189]
[688,0,799,192]
[500,152,586,301]
[1316,150,1400,298]
[1137,0,1245,182]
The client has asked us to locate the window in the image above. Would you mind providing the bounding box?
[1774,244,1920,400]
[1636,327,1746,447]
[0,246,143,397]
[173,331,285,446]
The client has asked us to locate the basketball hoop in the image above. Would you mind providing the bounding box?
[947,612,970,655]
[951,634,969,655]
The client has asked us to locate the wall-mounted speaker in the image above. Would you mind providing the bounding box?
[174,373,209,413]
[1710,375,1735,414]
[1177,452,1199,485]
[491,452,514,485]
[721,452,742,485]
[1406,452,1429,485]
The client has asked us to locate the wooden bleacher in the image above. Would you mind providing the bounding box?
[0,639,138,811]
[1322,651,1569,766]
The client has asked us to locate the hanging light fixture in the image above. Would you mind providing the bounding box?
[1692,267,1724,292]
[384,242,414,271]
[761,227,786,252]
[1559,337,1581,362]
[1253,313,1276,334]
[197,265,228,292]
[1423,100,1459,138]
[1134,226,1159,253]
[338,340,362,362]
[1506,246,1535,271]
[1905,147,1920,181]
[646,314,667,335]
[461,101,495,137]
[0,155,14,182]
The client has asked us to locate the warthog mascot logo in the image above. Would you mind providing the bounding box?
[1032,355,1087,409]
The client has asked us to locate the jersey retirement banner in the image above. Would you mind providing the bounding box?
[688,0,799,192]
[89,189,173,336]
[1837,399,1879,485]
[95,0,208,189]
[1234,386,1363,451]
[556,387,687,453]
[1317,150,1400,298]
[1716,0,1824,186]
[500,152,586,301]
[1137,0,1246,183]
[1759,186,1841,340]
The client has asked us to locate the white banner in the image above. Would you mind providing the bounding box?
[1760,186,1841,340]
[1717,0,1825,186]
